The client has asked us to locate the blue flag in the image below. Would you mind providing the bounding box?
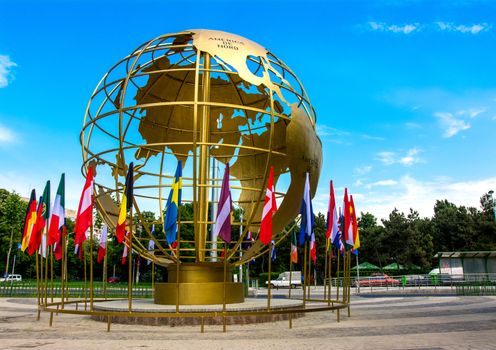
[164,161,182,244]
[299,173,314,246]
[271,240,276,262]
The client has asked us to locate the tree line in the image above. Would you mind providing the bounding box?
[1,187,495,282]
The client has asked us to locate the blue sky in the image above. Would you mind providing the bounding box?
[0,0,495,219]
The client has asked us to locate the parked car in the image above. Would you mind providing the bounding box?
[107,277,120,283]
[0,274,22,282]
[355,273,399,287]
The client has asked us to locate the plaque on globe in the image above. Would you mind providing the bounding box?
[81,29,322,305]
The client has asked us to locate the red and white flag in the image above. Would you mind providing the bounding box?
[48,174,65,246]
[259,166,277,245]
[74,166,94,246]
[97,224,108,263]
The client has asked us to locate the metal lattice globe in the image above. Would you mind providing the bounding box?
[81,29,322,267]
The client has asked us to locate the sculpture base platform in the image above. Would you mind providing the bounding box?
[154,262,244,305]
[92,298,304,326]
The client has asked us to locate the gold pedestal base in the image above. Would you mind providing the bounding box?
[154,262,245,305]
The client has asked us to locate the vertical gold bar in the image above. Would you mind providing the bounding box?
[302,241,307,307]
[128,206,133,313]
[90,222,94,311]
[267,245,272,310]
[307,242,312,300]
[175,216,181,313]
[50,246,54,303]
[103,242,107,300]
[324,239,328,301]
[197,52,211,262]
[61,234,65,309]
[83,243,87,311]
[36,252,40,320]
[288,248,293,299]
[222,244,227,333]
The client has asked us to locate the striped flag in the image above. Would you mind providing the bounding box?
[327,180,341,250]
[48,174,65,245]
[164,161,182,244]
[116,163,134,243]
[21,189,37,252]
[97,224,108,263]
[213,163,232,243]
[28,181,50,256]
[74,166,95,246]
[259,166,276,245]
[122,242,128,265]
[299,172,314,246]
[147,224,155,265]
[350,195,360,251]
[343,188,354,249]
[290,231,298,264]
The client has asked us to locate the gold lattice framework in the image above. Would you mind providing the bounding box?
[81,29,322,269]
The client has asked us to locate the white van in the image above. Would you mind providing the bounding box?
[0,274,22,282]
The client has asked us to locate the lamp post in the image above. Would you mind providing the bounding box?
[489,190,496,222]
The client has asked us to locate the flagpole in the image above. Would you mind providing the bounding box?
[61,233,66,309]
[302,241,307,307]
[36,251,41,320]
[347,251,351,317]
[65,237,69,303]
[175,213,181,314]
[336,251,340,322]
[103,239,108,300]
[83,242,87,311]
[128,206,133,313]
[222,244,227,333]
[50,245,54,303]
[151,262,155,293]
[89,222,94,311]
[324,238,328,301]
[44,226,49,307]
[267,244,272,310]
[288,247,293,299]
[327,247,332,306]
[307,242,312,301]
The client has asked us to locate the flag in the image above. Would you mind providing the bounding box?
[147,224,155,265]
[350,194,360,251]
[74,240,84,260]
[271,240,276,262]
[343,188,354,249]
[21,189,37,252]
[242,231,253,250]
[28,181,50,256]
[122,242,128,265]
[213,163,232,243]
[259,166,276,245]
[164,161,182,244]
[291,231,298,264]
[310,231,316,263]
[337,207,345,254]
[74,166,95,246]
[53,226,65,261]
[116,163,134,243]
[48,174,65,245]
[327,180,342,251]
[299,172,314,246]
[97,224,108,263]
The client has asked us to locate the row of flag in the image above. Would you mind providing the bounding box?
[20,158,360,270]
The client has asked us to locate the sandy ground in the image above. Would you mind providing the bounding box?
[1,294,496,350]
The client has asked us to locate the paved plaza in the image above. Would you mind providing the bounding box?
[0,293,495,349]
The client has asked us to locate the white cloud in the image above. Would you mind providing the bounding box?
[377,151,396,165]
[455,107,486,118]
[0,124,15,143]
[354,165,372,176]
[316,125,352,145]
[355,175,496,220]
[365,179,398,189]
[434,112,471,137]
[367,21,421,34]
[0,55,17,88]
[436,21,492,34]
[399,148,420,166]
[377,148,421,166]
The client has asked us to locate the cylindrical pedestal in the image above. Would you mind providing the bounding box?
[154,262,244,305]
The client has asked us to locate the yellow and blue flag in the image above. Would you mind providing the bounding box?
[164,161,182,244]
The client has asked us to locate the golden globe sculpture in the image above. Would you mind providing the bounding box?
[81,29,322,305]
